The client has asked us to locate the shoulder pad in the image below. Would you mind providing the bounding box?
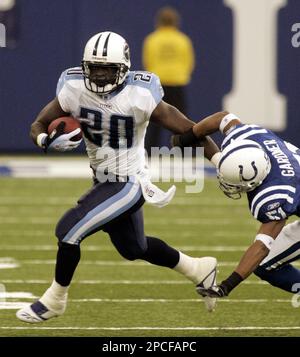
[126,71,164,104]
[56,67,83,95]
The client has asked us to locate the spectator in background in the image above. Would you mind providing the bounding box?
[142,6,195,152]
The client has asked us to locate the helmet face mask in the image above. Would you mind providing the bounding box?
[82,62,125,94]
[217,172,261,200]
[217,139,271,199]
[82,32,131,94]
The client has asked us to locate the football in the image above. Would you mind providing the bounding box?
[47,117,82,141]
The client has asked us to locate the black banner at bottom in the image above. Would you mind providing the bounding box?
[0,337,298,355]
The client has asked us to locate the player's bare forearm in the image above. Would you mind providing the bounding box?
[234,219,286,278]
[30,97,68,144]
[192,111,229,138]
[210,220,286,297]
[234,220,286,278]
[150,101,220,159]
[234,241,270,279]
[171,111,243,154]
[150,100,195,134]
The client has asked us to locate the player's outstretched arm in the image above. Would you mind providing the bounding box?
[171,111,241,149]
[198,220,286,298]
[150,100,195,134]
[234,220,286,279]
[150,100,220,160]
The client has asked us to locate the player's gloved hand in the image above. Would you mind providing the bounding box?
[196,272,243,298]
[47,128,82,152]
[39,122,82,153]
[196,283,229,298]
[170,127,199,149]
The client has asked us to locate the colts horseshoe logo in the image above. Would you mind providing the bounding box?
[238,161,258,181]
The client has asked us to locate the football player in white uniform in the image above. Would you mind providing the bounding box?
[172,111,300,299]
[16,32,220,323]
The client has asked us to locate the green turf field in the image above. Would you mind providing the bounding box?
[0,177,299,337]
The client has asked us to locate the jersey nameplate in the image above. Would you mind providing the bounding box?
[263,139,295,177]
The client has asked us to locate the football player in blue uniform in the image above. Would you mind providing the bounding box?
[172,111,300,298]
[16,32,220,323]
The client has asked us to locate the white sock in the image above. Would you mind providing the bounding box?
[173,252,198,283]
[47,280,69,298]
[39,280,69,313]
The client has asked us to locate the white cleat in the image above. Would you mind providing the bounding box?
[16,300,64,324]
[194,257,217,312]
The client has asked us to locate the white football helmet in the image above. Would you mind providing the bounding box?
[82,31,131,94]
[217,139,271,199]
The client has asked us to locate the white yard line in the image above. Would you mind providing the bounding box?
[0,302,30,309]
[0,297,291,303]
[0,292,36,299]
[0,244,250,251]
[0,231,254,238]
[0,217,256,225]
[0,197,242,207]
[0,326,299,331]
[0,279,267,285]
[0,297,294,311]
[0,218,57,224]
[16,260,300,268]
[68,298,291,303]
[0,232,52,237]
[0,257,19,269]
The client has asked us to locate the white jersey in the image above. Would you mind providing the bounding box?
[56,67,163,178]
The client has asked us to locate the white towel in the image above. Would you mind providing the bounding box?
[138,176,176,208]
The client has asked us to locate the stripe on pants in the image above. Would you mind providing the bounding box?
[63,178,142,245]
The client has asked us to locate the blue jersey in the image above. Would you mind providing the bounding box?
[221,124,300,223]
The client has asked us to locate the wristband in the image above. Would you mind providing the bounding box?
[37,133,48,148]
[219,113,239,134]
[221,271,243,294]
[255,233,274,250]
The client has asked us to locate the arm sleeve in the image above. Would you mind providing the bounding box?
[254,199,288,223]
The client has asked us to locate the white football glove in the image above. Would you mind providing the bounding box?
[48,128,82,152]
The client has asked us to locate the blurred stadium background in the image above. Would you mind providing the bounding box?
[0,0,300,337]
